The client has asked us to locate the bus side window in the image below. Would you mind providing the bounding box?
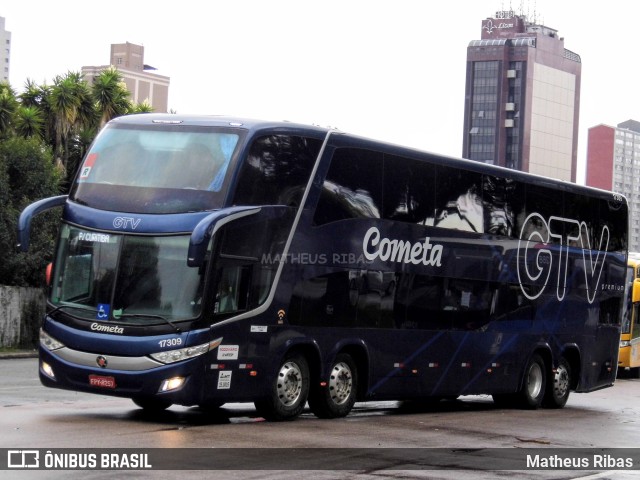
[232,135,322,206]
[214,265,250,314]
[633,304,640,340]
[313,148,383,225]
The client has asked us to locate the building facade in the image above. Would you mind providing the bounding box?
[0,17,11,83]
[463,10,581,182]
[586,120,640,252]
[82,42,170,113]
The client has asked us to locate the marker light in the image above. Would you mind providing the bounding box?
[41,361,55,379]
[40,329,64,351]
[150,341,211,364]
[159,376,186,392]
[45,263,53,286]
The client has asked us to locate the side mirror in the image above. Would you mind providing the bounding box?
[187,206,261,267]
[17,195,68,252]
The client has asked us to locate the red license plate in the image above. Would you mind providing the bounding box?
[89,375,116,389]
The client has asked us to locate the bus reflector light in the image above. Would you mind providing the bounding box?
[41,361,55,379]
[250,371,258,377]
[159,376,185,392]
[45,263,53,286]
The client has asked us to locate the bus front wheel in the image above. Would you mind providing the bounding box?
[255,353,310,421]
[308,353,358,419]
[542,357,571,408]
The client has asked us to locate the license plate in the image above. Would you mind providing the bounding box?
[89,375,116,389]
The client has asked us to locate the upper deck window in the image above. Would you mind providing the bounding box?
[231,135,322,207]
[70,123,242,214]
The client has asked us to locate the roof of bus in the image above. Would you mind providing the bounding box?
[109,113,332,134]
[108,113,627,205]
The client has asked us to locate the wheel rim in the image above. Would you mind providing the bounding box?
[277,361,303,407]
[527,362,543,399]
[552,364,570,398]
[329,362,353,405]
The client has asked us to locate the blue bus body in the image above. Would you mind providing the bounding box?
[20,114,628,419]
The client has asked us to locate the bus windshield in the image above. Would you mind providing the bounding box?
[70,123,242,214]
[50,224,205,324]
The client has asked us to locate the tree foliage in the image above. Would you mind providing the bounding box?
[0,68,158,287]
[0,137,61,286]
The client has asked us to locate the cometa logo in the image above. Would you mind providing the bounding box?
[90,323,124,335]
[362,227,443,267]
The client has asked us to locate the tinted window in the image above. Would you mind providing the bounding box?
[482,175,520,237]
[232,135,322,206]
[314,148,383,225]
[383,154,436,224]
[433,165,484,233]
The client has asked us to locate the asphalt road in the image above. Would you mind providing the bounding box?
[2,357,640,479]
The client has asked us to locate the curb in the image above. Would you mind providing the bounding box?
[0,351,38,359]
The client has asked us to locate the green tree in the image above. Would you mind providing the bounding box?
[0,82,18,138]
[0,137,62,287]
[93,67,132,128]
[13,105,44,139]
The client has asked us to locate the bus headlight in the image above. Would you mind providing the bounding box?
[150,341,211,364]
[620,340,631,348]
[40,329,64,351]
[159,377,186,392]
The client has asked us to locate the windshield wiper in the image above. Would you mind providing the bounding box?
[116,313,182,332]
[48,304,98,316]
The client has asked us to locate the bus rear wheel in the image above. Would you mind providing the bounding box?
[516,353,546,409]
[543,357,571,408]
[309,353,358,419]
[255,353,310,421]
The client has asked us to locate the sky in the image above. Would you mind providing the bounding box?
[2,0,640,184]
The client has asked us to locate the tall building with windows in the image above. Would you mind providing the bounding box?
[463,10,581,182]
[0,16,11,83]
[82,42,170,113]
[586,120,640,252]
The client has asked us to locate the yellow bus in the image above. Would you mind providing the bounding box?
[619,254,640,377]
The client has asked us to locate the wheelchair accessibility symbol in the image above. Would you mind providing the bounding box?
[97,304,110,320]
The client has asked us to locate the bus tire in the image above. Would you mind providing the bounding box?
[255,353,310,421]
[308,353,358,419]
[516,353,546,409]
[542,357,571,409]
[132,397,172,412]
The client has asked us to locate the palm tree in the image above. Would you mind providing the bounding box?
[13,106,44,139]
[93,67,132,128]
[0,82,18,137]
[49,72,83,168]
[131,99,154,113]
[18,79,45,109]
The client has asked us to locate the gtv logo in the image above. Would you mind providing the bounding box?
[517,213,609,304]
[112,216,141,230]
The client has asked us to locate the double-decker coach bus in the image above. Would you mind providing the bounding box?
[18,114,628,420]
